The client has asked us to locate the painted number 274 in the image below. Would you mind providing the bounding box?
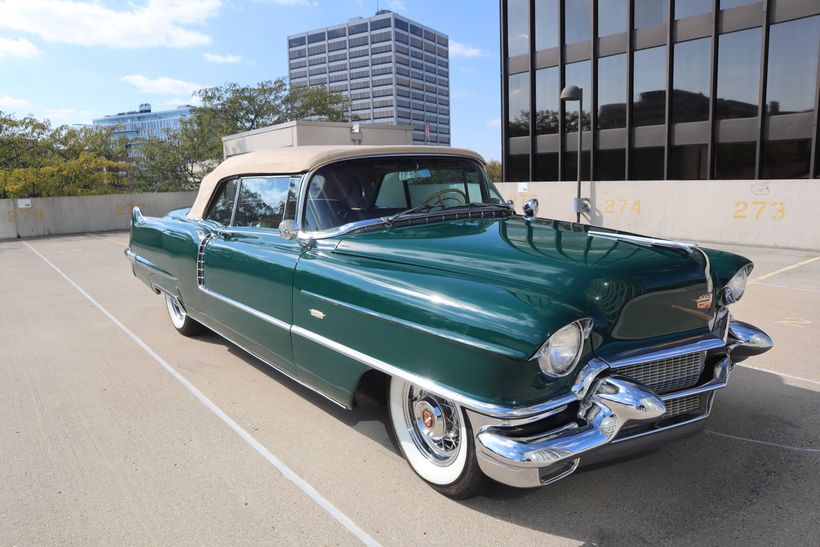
[603,199,641,215]
[733,200,785,220]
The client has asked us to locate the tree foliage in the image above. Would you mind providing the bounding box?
[130,78,353,191]
[0,112,128,198]
[485,160,502,182]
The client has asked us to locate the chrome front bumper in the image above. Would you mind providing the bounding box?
[467,320,772,489]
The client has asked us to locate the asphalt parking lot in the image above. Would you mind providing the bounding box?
[1,232,818,546]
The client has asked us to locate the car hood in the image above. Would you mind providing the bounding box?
[334,217,717,354]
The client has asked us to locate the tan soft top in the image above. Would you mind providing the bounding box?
[187,145,485,220]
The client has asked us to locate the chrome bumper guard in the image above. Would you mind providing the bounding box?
[468,320,772,489]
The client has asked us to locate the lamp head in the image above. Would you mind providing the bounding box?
[560,85,582,101]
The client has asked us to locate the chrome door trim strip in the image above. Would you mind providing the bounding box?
[290,324,588,420]
[187,309,349,410]
[199,285,291,331]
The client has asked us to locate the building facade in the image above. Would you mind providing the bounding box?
[93,104,192,157]
[500,0,820,181]
[287,10,451,145]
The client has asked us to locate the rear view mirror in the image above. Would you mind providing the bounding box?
[279,219,298,240]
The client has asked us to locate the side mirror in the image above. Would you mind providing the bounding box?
[279,219,299,240]
[506,199,514,212]
[523,198,539,219]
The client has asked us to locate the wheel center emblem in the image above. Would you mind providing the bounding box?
[421,408,435,429]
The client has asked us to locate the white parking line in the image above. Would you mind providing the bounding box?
[737,363,820,386]
[752,255,820,283]
[705,430,820,453]
[24,241,381,547]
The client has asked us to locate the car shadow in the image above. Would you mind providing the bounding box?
[193,331,820,544]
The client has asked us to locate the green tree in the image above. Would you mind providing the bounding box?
[131,78,353,191]
[486,160,502,182]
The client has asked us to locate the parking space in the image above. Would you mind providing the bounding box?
[1,233,818,545]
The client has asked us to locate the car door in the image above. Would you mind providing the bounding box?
[199,175,302,374]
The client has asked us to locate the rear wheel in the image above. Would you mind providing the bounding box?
[164,293,204,336]
[388,377,488,499]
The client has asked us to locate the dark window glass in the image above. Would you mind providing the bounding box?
[410,24,423,37]
[308,32,326,44]
[714,142,756,179]
[233,177,297,229]
[349,22,368,35]
[716,28,761,119]
[633,46,667,126]
[676,0,712,19]
[507,154,530,181]
[565,60,591,131]
[598,53,627,129]
[327,27,346,39]
[634,0,667,28]
[562,149,591,181]
[205,179,238,225]
[597,149,626,180]
[762,139,812,179]
[720,0,759,8]
[535,0,559,50]
[507,0,529,57]
[670,145,708,179]
[598,0,627,36]
[565,0,592,44]
[370,18,390,30]
[673,37,711,123]
[765,16,820,116]
[535,153,559,181]
[535,67,559,134]
[395,18,409,31]
[631,147,665,179]
[508,72,530,137]
[289,37,306,48]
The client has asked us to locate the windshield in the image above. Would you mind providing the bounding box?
[303,156,506,232]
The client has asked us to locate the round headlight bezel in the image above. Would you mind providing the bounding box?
[534,319,593,378]
[723,264,753,304]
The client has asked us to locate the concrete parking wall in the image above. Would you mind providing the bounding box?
[496,179,819,251]
[0,191,197,239]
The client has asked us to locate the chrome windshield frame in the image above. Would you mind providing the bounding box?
[294,153,502,241]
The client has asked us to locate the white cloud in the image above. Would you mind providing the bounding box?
[257,0,316,5]
[0,37,41,61]
[449,40,492,59]
[0,95,30,108]
[162,96,202,107]
[42,107,92,123]
[121,75,203,96]
[385,0,406,11]
[485,118,501,128]
[0,0,221,48]
[203,52,241,64]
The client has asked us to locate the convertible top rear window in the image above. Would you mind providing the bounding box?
[303,156,503,232]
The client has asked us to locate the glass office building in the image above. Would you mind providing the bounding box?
[288,10,451,145]
[93,104,192,157]
[501,0,820,181]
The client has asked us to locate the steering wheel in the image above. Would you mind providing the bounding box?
[420,188,468,208]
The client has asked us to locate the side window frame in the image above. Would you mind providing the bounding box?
[204,177,241,226]
[229,175,302,232]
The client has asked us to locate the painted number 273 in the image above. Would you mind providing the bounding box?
[733,200,785,220]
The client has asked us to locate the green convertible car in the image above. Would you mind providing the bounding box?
[126,145,772,498]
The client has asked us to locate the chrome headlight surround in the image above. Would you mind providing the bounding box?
[723,263,753,304]
[532,318,594,378]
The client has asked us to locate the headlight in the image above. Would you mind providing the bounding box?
[724,264,753,304]
[534,319,592,377]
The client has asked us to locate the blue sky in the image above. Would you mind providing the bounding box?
[0,0,503,161]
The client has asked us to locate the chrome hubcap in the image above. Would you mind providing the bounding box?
[166,295,186,324]
[403,384,461,465]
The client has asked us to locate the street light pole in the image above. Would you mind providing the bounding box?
[560,85,585,223]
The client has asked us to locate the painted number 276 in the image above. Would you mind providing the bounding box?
[733,200,785,220]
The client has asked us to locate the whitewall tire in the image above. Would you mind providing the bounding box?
[164,293,204,336]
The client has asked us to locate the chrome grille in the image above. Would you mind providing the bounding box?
[663,394,702,418]
[616,351,706,394]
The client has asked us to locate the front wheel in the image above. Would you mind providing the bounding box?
[164,293,204,336]
[388,377,488,499]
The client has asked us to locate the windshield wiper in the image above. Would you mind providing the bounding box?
[383,203,446,225]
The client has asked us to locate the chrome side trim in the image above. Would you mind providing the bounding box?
[186,308,349,410]
[290,324,594,420]
[300,289,524,360]
[588,230,699,252]
[200,286,290,331]
[124,248,177,281]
